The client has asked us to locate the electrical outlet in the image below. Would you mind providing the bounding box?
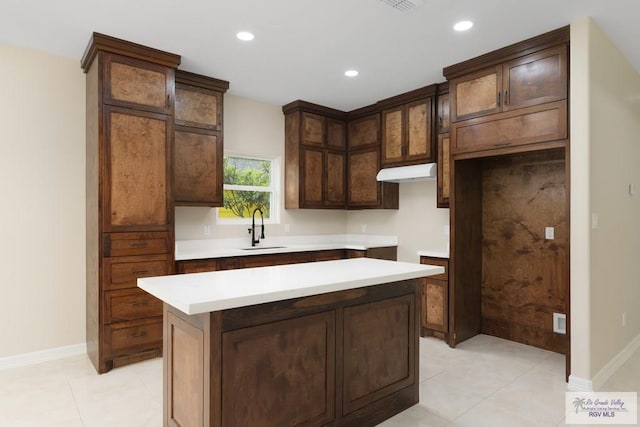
[284,224,290,233]
[622,312,627,327]
[545,227,554,240]
[361,224,367,233]
[203,224,211,236]
[630,184,636,196]
[592,213,599,229]
[443,224,450,236]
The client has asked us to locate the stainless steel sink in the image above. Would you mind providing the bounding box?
[240,246,286,251]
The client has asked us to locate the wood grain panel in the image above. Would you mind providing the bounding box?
[284,112,301,209]
[108,109,168,227]
[327,150,346,206]
[437,92,450,133]
[407,101,429,157]
[302,112,324,146]
[303,147,323,205]
[348,148,379,205]
[174,129,220,205]
[481,150,567,353]
[105,232,171,257]
[383,108,403,161]
[327,118,346,149]
[222,311,336,427]
[343,294,415,414]
[452,100,567,155]
[104,288,163,323]
[453,67,500,120]
[503,45,567,111]
[348,114,379,149]
[108,59,168,109]
[424,279,448,332]
[175,84,221,129]
[437,133,450,207]
[105,317,162,357]
[166,311,205,427]
[103,254,171,291]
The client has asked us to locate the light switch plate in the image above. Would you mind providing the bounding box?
[545,227,554,240]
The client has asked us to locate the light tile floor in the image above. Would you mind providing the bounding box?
[0,334,638,426]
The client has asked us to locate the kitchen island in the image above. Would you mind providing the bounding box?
[138,258,443,427]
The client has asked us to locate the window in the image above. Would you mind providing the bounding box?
[217,155,279,224]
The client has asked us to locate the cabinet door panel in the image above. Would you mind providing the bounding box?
[106,107,171,229]
[451,100,567,154]
[348,114,380,150]
[174,129,221,206]
[423,279,448,333]
[326,150,346,206]
[407,99,431,159]
[451,66,501,122]
[437,134,450,208]
[175,84,222,130]
[104,54,172,114]
[222,311,336,427]
[302,112,325,146]
[348,148,379,206]
[503,45,567,111]
[343,295,415,414]
[327,119,346,149]
[302,147,324,206]
[382,107,404,165]
[104,254,172,291]
[437,93,450,133]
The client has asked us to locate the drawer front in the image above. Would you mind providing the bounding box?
[105,318,163,358]
[451,100,567,155]
[176,259,218,274]
[104,288,163,324]
[104,255,172,291]
[105,232,171,257]
[419,257,448,280]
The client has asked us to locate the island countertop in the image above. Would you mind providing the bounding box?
[138,258,443,315]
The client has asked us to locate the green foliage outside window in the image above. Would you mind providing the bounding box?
[219,156,272,219]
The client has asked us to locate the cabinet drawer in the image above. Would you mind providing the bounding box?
[105,318,163,358]
[451,100,567,155]
[420,257,448,280]
[104,288,163,323]
[104,254,172,291]
[105,232,171,257]
[176,259,219,273]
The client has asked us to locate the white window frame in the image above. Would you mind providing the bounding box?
[216,153,280,225]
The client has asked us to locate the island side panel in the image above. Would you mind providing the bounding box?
[163,304,222,427]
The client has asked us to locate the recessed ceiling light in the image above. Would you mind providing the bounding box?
[345,70,359,77]
[453,20,473,32]
[236,31,255,41]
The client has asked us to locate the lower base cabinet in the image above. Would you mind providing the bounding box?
[164,280,419,427]
[419,256,449,340]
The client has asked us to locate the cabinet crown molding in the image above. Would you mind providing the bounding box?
[443,25,569,80]
[282,100,347,120]
[376,83,438,110]
[176,69,229,93]
[81,32,181,72]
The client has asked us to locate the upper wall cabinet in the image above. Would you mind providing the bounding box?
[378,85,437,168]
[173,70,229,207]
[283,101,347,209]
[449,45,567,123]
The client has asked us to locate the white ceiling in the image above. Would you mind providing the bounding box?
[1,0,639,111]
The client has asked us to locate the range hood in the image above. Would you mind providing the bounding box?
[376,163,437,183]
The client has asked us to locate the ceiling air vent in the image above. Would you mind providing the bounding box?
[379,0,424,12]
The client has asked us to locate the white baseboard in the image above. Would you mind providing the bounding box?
[568,332,640,392]
[0,343,87,371]
[568,374,593,392]
[592,332,640,390]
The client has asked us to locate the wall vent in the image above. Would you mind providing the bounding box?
[379,0,424,12]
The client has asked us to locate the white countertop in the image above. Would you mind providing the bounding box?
[417,249,449,259]
[175,234,398,261]
[138,258,443,315]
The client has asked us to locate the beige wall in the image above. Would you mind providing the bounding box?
[175,94,347,240]
[570,17,640,381]
[0,45,86,357]
[346,182,449,263]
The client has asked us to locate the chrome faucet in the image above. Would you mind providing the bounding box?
[248,208,265,247]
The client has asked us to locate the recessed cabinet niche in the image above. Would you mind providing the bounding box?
[174,70,229,207]
[82,32,180,373]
